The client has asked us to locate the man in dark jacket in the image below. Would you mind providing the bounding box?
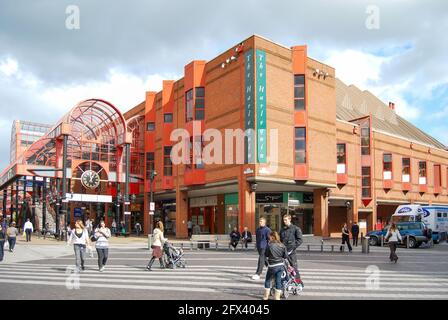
[251,217,271,280]
[351,221,360,247]
[280,214,303,270]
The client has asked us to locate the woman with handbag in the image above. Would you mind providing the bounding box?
[67,219,91,272]
[93,220,111,272]
[385,223,402,263]
[146,221,167,271]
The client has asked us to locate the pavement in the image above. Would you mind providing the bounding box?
[1,237,448,300]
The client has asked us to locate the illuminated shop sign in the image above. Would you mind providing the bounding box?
[256,49,267,163]
[244,49,255,163]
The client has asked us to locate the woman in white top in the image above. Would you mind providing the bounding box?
[385,223,402,263]
[93,220,111,272]
[67,219,91,271]
[146,221,167,271]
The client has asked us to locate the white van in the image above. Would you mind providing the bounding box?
[392,204,448,243]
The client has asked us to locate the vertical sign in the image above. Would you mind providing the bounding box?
[244,49,255,163]
[256,49,267,163]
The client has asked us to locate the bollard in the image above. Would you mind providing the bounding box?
[148,234,153,250]
[362,236,370,254]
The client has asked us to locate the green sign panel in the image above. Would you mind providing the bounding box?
[256,49,267,163]
[244,49,255,164]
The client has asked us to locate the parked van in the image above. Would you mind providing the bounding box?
[392,204,448,243]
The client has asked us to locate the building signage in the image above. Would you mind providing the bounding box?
[256,49,267,163]
[65,193,112,203]
[190,196,218,208]
[244,49,255,164]
[256,193,283,203]
[150,202,155,211]
[74,207,83,218]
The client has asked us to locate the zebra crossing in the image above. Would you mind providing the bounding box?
[0,247,447,299]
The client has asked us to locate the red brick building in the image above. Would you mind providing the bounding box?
[124,35,448,238]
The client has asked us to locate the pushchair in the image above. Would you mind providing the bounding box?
[163,241,186,269]
[270,259,304,299]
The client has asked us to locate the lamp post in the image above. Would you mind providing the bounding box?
[148,170,157,234]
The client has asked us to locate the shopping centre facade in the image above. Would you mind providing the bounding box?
[2,35,448,238]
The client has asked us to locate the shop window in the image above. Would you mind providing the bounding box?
[164,147,173,176]
[145,152,154,179]
[362,166,371,198]
[402,158,410,182]
[418,161,427,185]
[185,89,193,122]
[383,153,392,180]
[295,127,306,163]
[146,122,155,132]
[294,75,305,111]
[336,143,346,174]
[434,164,441,188]
[164,113,173,123]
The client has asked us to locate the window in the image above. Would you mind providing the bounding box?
[360,122,370,155]
[434,164,441,188]
[418,161,427,185]
[402,158,410,182]
[195,87,205,120]
[146,122,155,132]
[164,147,172,176]
[186,136,204,170]
[185,89,193,122]
[164,113,173,123]
[145,152,154,179]
[383,153,392,180]
[294,75,305,110]
[336,143,346,174]
[362,166,371,198]
[295,127,306,163]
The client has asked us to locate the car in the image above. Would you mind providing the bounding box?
[366,221,431,248]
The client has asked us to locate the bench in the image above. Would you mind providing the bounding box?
[190,234,216,249]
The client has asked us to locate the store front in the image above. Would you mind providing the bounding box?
[188,195,217,234]
[255,192,314,234]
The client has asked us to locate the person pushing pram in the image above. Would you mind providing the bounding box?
[279,214,304,288]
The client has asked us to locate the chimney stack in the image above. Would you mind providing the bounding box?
[389,102,395,111]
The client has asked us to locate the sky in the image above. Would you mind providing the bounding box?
[0,0,447,171]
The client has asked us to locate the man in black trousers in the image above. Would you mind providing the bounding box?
[351,221,360,247]
[251,217,271,280]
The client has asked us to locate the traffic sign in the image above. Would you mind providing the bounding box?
[150,202,155,211]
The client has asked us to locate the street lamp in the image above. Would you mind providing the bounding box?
[149,170,157,234]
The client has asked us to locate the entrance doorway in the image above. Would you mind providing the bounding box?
[256,204,287,232]
[189,206,215,234]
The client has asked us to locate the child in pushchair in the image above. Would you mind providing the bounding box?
[163,241,186,269]
[270,259,304,299]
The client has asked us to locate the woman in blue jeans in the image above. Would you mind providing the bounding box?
[263,231,288,300]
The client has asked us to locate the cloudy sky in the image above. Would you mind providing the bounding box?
[0,0,447,171]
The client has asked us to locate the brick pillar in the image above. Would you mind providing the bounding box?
[176,189,188,239]
[313,189,329,237]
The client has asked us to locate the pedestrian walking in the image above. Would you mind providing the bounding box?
[6,222,19,252]
[93,220,111,272]
[351,221,360,247]
[67,219,91,272]
[280,214,303,270]
[0,224,5,262]
[146,221,167,271]
[23,218,33,242]
[252,217,271,280]
[262,231,288,300]
[111,219,117,236]
[187,220,193,238]
[385,223,402,263]
[340,223,353,252]
[85,219,93,237]
[241,227,253,249]
[134,222,142,237]
[229,227,241,251]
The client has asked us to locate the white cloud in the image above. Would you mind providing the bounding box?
[325,49,387,88]
[0,57,18,77]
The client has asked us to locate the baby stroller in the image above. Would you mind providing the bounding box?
[163,241,186,269]
[270,259,304,299]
